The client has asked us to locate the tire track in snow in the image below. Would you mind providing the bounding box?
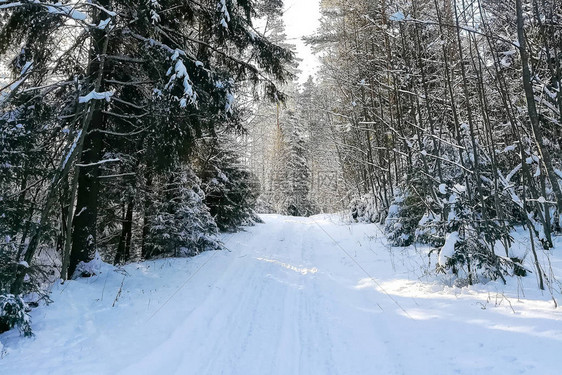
[119,215,406,375]
[299,223,337,374]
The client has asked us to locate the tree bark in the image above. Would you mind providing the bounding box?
[115,198,135,264]
[68,120,103,277]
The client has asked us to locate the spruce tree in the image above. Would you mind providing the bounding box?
[194,139,262,232]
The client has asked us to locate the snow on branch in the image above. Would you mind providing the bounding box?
[61,130,82,170]
[389,11,405,22]
[78,90,114,103]
[43,2,86,20]
[165,50,198,108]
[0,1,25,10]
[125,32,202,72]
[438,231,459,267]
[506,163,522,183]
[98,172,136,179]
[218,0,230,29]
[0,1,87,21]
[84,2,116,17]
[75,158,120,168]
[96,18,111,29]
[146,0,161,24]
[225,91,234,114]
[0,61,33,103]
[0,1,117,23]
[534,95,560,116]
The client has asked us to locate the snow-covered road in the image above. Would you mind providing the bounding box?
[2,214,562,374]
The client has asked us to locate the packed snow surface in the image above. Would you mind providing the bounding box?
[2,215,562,374]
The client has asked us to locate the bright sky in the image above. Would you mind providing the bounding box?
[283,0,321,83]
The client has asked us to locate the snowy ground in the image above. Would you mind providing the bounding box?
[2,214,562,374]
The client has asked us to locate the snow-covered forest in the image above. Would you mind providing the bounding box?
[1,0,562,374]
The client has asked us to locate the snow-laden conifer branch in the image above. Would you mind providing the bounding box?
[75,158,120,168]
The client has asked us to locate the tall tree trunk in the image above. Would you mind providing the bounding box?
[141,173,153,259]
[68,4,110,277]
[516,0,562,217]
[115,198,135,264]
[68,121,103,277]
